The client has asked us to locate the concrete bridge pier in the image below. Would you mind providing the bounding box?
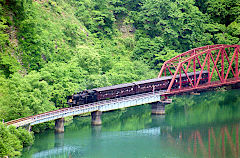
[55,118,64,133]
[27,125,32,132]
[91,111,102,126]
[151,99,172,115]
[151,102,166,115]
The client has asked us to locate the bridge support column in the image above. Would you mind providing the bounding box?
[151,102,166,115]
[91,111,102,126]
[55,118,64,133]
[27,125,32,132]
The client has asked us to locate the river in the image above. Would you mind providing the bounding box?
[21,89,240,158]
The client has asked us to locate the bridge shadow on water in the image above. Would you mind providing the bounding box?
[21,89,240,158]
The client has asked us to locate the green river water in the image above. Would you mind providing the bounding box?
[21,89,240,158]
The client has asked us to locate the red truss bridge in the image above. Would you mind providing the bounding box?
[6,44,240,130]
[158,44,240,94]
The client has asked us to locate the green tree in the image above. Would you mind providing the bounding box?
[8,126,34,147]
[206,0,240,25]
[0,52,21,77]
[40,61,87,107]
[105,58,156,85]
[73,0,116,38]
[0,123,22,157]
[133,37,165,68]
[132,0,212,67]
[0,123,34,157]
[0,0,8,51]
[5,72,55,121]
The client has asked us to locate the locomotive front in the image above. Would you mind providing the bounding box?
[67,90,98,106]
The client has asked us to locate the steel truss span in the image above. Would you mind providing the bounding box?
[158,44,240,94]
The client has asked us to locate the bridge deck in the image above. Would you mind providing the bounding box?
[169,78,240,94]
[7,91,167,127]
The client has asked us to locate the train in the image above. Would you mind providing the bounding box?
[67,71,208,106]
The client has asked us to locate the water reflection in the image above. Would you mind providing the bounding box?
[21,89,240,158]
[167,123,240,158]
[91,125,102,137]
[55,133,64,147]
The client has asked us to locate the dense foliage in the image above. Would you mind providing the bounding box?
[0,0,239,156]
[0,123,34,157]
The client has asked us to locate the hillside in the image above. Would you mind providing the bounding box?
[0,0,239,156]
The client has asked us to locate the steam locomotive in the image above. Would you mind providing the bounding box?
[67,71,208,106]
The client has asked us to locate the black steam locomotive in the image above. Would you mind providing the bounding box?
[67,71,208,106]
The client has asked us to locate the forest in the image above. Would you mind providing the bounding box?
[0,0,239,156]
